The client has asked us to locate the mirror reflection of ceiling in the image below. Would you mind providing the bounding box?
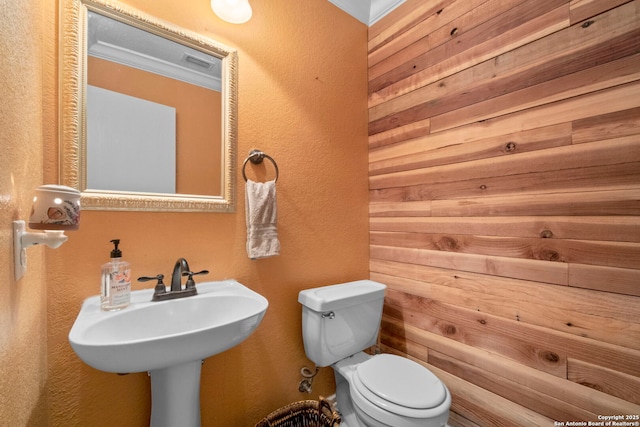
[329,0,406,25]
[87,11,222,91]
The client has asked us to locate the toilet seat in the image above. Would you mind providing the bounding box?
[349,354,449,426]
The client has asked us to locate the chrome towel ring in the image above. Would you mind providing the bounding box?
[242,149,279,182]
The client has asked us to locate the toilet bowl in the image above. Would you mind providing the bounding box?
[299,280,451,427]
[334,352,451,427]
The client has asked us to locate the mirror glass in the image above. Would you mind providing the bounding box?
[60,0,237,212]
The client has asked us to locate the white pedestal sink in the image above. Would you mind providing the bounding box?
[69,280,268,426]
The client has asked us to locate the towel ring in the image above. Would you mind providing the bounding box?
[242,149,279,182]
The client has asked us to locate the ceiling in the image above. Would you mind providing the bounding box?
[87,11,223,91]
[328,0,406,26]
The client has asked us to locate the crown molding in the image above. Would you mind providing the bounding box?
[327,0,405,26]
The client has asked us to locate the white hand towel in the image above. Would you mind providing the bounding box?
[245,179,280,259]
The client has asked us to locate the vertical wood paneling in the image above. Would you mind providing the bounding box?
[368,0,640,424]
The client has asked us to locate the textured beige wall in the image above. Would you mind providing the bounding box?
[46,0,369,426]
[0,0,52,425]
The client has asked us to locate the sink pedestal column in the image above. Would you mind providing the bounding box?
[149,360,202,427]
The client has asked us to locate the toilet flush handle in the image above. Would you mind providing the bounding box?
[322,311,335,319]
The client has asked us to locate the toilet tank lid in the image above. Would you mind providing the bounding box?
[298,280,386,312]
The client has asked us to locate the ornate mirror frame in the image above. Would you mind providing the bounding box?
[59,0,237,212]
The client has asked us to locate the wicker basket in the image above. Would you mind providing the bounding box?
[255,397,341,427]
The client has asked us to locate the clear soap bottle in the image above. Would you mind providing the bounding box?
[101,239,131,311]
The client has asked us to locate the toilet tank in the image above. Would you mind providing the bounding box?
[298,280,386,367]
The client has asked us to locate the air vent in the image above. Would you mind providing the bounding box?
[184,54,213,69]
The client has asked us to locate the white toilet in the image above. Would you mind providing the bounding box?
[298,280,451,427]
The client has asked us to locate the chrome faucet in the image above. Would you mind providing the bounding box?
[138,258,209,301]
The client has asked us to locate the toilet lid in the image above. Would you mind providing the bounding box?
[355,354,446,410]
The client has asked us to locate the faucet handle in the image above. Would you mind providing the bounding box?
[181,270,209,277]
[138,274,166,295]
[182,270,209,289]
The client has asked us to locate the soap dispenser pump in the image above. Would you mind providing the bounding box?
[101,239,131,311]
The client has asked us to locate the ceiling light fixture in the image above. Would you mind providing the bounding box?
[211,0,252,24]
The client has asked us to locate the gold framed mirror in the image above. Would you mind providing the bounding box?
[60,0,237,212]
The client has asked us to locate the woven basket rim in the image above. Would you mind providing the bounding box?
[255,396,341,427]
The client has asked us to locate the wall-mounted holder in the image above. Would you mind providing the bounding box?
[242,149,279,183]
[13,185,81,281]
[14,221,68,280]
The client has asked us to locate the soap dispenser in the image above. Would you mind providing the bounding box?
[101,239,131,311]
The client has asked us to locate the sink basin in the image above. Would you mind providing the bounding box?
[69,280,268,373]
[70,279,268,426]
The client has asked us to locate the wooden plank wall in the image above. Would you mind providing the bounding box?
[367,0,640,425]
